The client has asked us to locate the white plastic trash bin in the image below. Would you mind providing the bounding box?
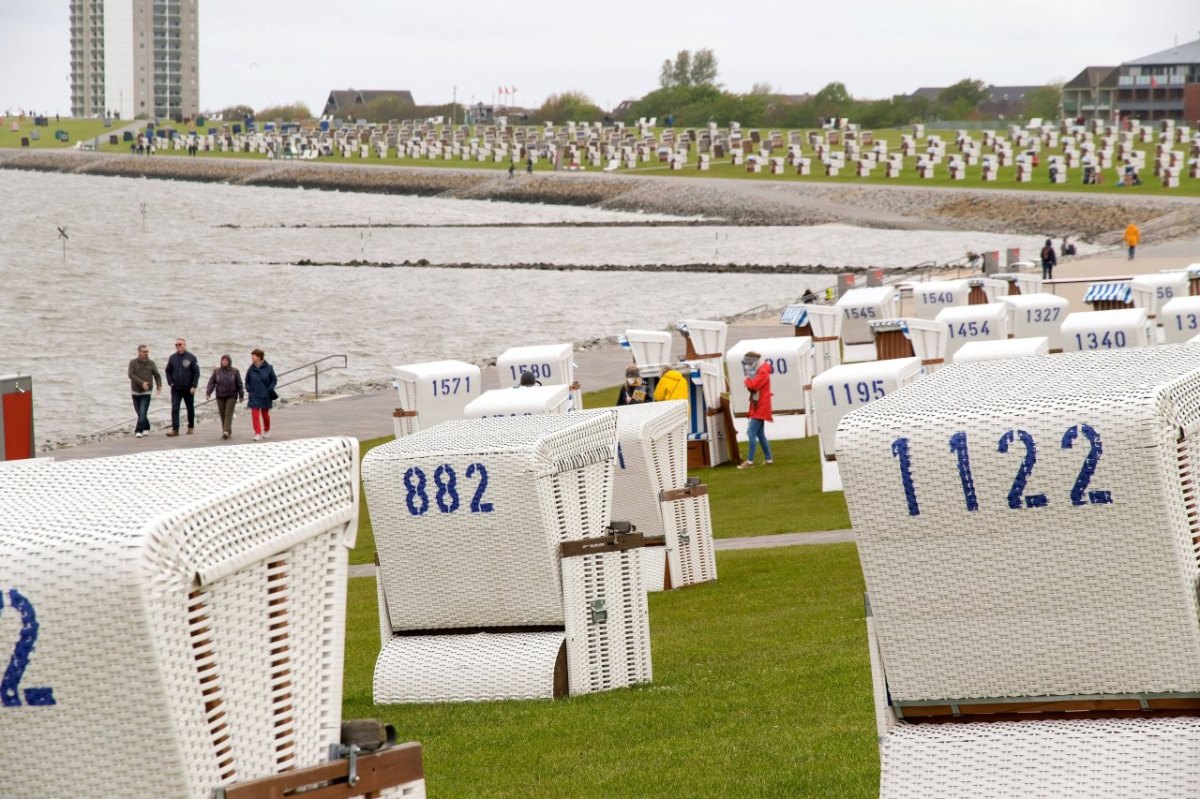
[0,439,362,799]
[623,329,673,368]
[1131,273,1189,321]
[837,286,900,345]
[953,336,1050,363]
[812,357,922,491]
[496,342,580,409]
[1160,296,1200,344]
[1000,294,1070,351]
[726,337,814,441]
[678,319,727,358]
[1061,308,1152,352]
[464,385,570,418]
[935,303,1010,360]
[393,359,482,437]
[912,280,971,320]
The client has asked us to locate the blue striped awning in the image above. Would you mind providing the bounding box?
[1083,282,1132,303]
[870,319,911,339]
[688,369,707,439]
[780,305,809,326]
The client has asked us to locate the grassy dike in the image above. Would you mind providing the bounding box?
[343,387,872,798]
[78,122,1200,199]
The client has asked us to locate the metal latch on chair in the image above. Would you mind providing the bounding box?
[589,599,608,624]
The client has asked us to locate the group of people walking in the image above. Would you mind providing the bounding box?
[127,339,279,441]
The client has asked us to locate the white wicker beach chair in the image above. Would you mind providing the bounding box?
[583,402,716,592]
[365,413,652,703]
[0,439,403,799]
[392,360,482,439]
[680,358,733,467]
[839,347,1200,798]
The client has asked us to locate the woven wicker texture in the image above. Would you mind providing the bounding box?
[580,403,716,589]
[952,336,1050,363]
[912,279,972,320]
[837,287,901,345]
[374,632,567,702]
[999,294,1071,351]
[392,360,482,438]
[880,717,1200,798]
[463,385,570,418]
[1060,308,1152,352]
[935,303,1010,360]
[0,438,359,799]
[365,413,652,701]
[1161,296,1200,344]
[839,346,1200,702]
[366,413,617,630]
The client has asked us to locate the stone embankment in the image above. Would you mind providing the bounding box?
[4,149,1198,242]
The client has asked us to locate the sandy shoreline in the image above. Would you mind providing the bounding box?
[4,149,1199,243]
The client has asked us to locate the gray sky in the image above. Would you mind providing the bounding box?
[2,1,1199,115]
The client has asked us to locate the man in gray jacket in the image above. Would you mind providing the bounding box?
[164,337,200,436]
[128,344,162,438]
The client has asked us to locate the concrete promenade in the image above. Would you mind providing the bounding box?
[48,234,1198,558]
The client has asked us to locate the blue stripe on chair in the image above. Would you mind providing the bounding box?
[1083,282,1132,303]
[618,335,630,349]
[780,305,809,326]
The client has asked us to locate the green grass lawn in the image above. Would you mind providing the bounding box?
[0,117,121,149]
[343,543,875,799]
[349,386,850,565]
[77,121,1200,197]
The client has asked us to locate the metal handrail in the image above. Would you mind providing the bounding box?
[88,354,349,436]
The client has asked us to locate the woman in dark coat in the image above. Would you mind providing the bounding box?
[245,347,278,440]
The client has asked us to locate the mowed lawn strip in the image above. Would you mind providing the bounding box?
[83,122,1200,198]
[342,543,875,799]
[349,385,850,565]
[0,117,120,148]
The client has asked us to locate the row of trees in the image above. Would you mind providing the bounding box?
[211,49,1062,129]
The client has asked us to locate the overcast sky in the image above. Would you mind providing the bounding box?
[2,1,1199,115]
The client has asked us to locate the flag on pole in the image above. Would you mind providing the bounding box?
[1150,76,1158,88]
[510,86,517,95]
[497,85,504,95]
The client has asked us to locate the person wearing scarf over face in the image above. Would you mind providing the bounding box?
[738,351,774,469]
[616,365,652,405]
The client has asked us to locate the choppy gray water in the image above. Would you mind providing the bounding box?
[0,170,1064,449]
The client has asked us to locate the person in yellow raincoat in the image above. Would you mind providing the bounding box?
[653,366,689,405]
[1124,222,1140,260]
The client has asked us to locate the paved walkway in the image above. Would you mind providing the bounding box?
[52,322,784,461]
[53,234,1200,463]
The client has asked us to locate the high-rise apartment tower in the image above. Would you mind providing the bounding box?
[69,0,199,120]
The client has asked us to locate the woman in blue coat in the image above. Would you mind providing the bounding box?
[245,348,278,440]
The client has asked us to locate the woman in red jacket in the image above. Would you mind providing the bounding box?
[739,351,774,468]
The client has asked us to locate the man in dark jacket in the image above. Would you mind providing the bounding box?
[164,337,200,436]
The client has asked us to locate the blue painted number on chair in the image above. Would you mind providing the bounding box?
[1,589,56,708]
